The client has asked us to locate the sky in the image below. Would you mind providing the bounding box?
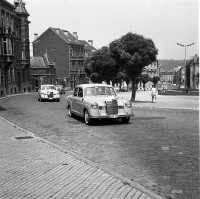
[7,0,199,60]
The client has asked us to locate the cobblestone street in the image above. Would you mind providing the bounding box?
[0,91,199,199]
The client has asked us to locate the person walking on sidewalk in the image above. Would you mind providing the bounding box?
[151,85,157,103]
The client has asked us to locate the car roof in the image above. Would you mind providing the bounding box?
[76,84,113,89]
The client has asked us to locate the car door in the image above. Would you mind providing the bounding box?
[76,87,84,116]
[71,87,79,113]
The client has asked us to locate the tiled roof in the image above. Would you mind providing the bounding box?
[30,57,46,68]
[78,40,96,51]
[31,53,54,68]
[50,27,83,45]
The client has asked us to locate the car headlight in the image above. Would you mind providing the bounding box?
[91,102,98,109]
[125,101,132,108]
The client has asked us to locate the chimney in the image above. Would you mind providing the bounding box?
[34,33,38,41]
[55,28,60,34]
[88,40,93,46]
[73,32,78,39]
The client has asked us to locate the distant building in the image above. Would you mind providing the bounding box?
[187,55,199,89]
[160,71,173,84]
[139,61,159,89]
[30,53,56,90]
[0,0,31,96]
[32,28,96,90]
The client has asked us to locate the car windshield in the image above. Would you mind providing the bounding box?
[42,86,56,90]
[84,86,116,97]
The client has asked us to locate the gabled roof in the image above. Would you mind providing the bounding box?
[30,53,54,68]
[50,27,83,46]
[78,40,96,51]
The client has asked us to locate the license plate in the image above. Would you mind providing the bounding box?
[109,114,118,118]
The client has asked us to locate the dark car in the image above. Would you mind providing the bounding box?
[56,85,65,94]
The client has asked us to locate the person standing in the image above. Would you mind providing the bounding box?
[151,85,157,103]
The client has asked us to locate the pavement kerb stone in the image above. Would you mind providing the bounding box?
[0,115,164,199]
[132,104,199,111]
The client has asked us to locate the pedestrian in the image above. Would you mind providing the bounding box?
[151,85,157,103]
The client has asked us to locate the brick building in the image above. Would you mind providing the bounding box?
[32,28,96,90]
[30,52,56,90]
[0,0,31,96]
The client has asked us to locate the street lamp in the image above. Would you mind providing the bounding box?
[177,42,194,88]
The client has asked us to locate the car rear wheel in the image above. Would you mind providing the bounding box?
[84,110,93,125]
[121,117,130,124]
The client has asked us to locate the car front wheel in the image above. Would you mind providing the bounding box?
[84,110,93,125]
[68,106,73,117]
[121,117,130,124]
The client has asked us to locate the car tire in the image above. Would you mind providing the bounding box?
[84,109,93,125]
[57,98,60,102]
[68,106,73,117]
[121,117,130,124]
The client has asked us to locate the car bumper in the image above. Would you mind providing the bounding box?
[41,95,60,100]
[90,112,134,119]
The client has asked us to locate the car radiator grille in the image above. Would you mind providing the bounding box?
[106,100,118,115]
[48,92,53,98]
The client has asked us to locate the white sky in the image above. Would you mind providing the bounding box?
[8,0,199,60]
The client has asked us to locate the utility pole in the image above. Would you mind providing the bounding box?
[177,42,194,88]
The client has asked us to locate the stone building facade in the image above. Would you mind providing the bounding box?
[0,0,31,96]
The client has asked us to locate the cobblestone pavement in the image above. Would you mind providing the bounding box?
[0,91,199,199]
[0,116,163,199]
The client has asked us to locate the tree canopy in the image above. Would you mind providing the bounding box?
[109,32,158,101]
[84,46,119,84]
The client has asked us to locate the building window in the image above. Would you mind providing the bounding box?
[1,11,5,32]
[3,38,13,55]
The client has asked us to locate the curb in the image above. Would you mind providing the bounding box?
[0,115,164,199]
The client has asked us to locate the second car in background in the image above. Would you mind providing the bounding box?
[56,85,65,94]
[37,85,60,102]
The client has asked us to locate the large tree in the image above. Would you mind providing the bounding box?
[84,46,119,84]
[109,32,158,101]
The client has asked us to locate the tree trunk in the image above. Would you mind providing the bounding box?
[143,83,146,91]
[131,78,137,102]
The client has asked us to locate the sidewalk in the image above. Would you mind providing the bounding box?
[0,116,163,199]
[117,90,199,110]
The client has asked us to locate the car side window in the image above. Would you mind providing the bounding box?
[78,88,83,97]
[73,87,79,96]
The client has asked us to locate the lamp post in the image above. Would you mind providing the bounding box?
[177,42,194,88]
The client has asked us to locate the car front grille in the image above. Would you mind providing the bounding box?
[48,92,53,98]
[106,100,118,115]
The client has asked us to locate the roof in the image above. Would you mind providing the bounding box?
[30,53,54,68]
[50,28,83,46]
[161,71,173,75]
[78,40,96,51]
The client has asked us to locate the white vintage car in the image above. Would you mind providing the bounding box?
[37,84,60,102]
[66,84,133,125]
